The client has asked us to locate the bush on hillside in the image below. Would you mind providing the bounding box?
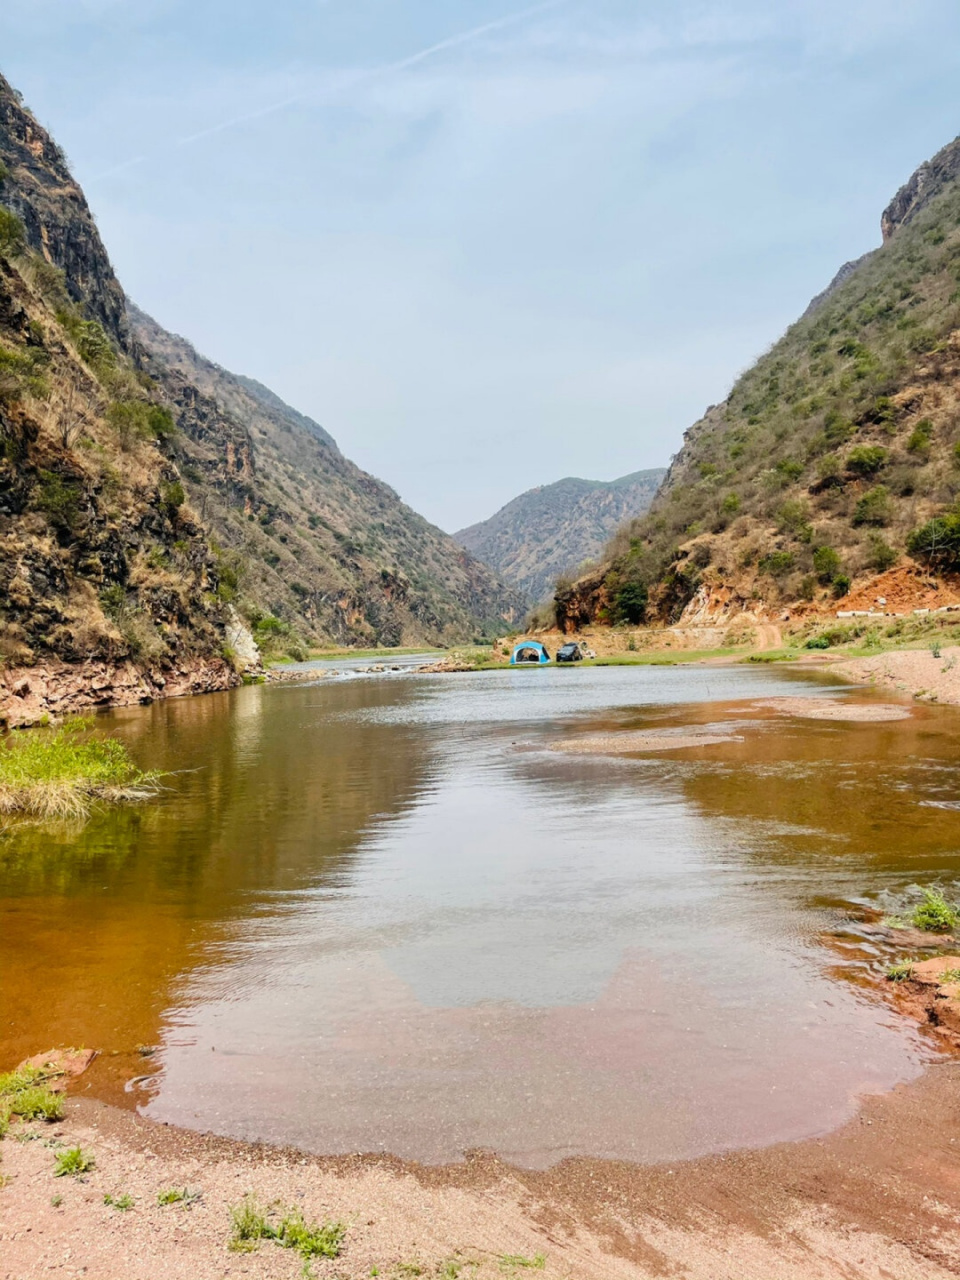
[846,445,888,476]
[812,545,841,584]
[907,506,960,570]
[0,207,25,256]
[853,485,893,526]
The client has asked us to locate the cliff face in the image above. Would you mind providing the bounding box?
[0,70,521,704]
[455,469,665,603]
[568,133,960,629]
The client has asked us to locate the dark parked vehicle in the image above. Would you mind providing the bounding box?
[556,643,583,663]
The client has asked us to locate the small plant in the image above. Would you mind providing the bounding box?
[104,1192,134,1210]
[276,1210,346,1260]
[886,961,914,982]
[228,1195,273,1252]
[499,1255,546,1271]
[157,1186,200,1206]
[50,1194,62,1207]
[853,484,893,527]
[932,641,942,658]
[831,573,851,599]
[54,1147,95,1178]
[938,968,960,984]
[912,887,960,934]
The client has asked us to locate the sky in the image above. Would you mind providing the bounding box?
[1,3,960,531]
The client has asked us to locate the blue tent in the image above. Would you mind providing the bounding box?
[510,640,551,665]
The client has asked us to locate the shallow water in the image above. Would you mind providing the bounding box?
[2,662,959,1167]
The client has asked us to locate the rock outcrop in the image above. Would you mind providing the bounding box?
[0,69,522,719]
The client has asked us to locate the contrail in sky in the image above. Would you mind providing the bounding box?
[89,0,568,182]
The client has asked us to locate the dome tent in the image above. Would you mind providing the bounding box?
[510,640,551,665]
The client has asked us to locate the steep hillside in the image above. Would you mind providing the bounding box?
[0,70,521,701]
[128,305,523,648]
[456,469,664,602]
[560,133,960,631]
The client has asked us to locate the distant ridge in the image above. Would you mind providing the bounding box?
[455,469,665,602]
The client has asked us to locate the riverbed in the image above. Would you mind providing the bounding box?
[1,662,958,1168]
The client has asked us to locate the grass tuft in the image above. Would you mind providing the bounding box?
[0,1067,64,1126]
[157,1186,200,1206]
[886,961,914,982]
[54,1147,94,1178]
[499,1255,546,1271]
[912,887,960,934]
[228,1195,275,1252]
[938,967,960,984]
[276,1210,346,1259]
[0,723,161,819]
[104,1192,134,1210]
[227,1195,346,1260]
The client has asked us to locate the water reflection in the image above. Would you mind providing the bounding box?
[1,664,957,1165]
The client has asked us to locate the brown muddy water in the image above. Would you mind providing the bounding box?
[2,662,959,1168]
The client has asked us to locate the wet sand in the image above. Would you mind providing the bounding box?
[3,1064,960,1280]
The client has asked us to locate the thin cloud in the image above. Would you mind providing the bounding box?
[89,0,569,181]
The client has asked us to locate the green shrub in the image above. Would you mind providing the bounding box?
[846,445,888,476]
[805,634,831,649]
[812,545,841,584]
[160,480,185,514]
[107,400,176,448]
[0,342,50,404]
[758,550,794,578]
[832,574,851,598]
[613,580,648,625]
[908,506,960,569]
[867,535,898,573]
[853,485,892,526]
[906,418,934,453]
[720,492,740,515]
[0,208,25,256]
[56,311,116,376]
[34,470,83,532]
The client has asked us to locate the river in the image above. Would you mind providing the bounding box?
[2,662,958,1168]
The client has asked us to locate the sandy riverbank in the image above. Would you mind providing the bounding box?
[3,1063,960,1280]
[834,644,960,705]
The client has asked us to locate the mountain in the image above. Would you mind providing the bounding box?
[0,69,522,709]
[455,469,665,602]
[558,133,960,631]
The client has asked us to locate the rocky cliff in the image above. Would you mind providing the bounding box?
[455,469,664,603]
[0,70,521,720]
[564,131,960,630]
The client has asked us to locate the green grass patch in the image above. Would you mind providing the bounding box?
[228,1195,345,1259]
[939,968,960,984]
[499,1254,546,1271]
[54,1147,94,1178]
[0,721,160,819]
[0,1066,64,1127]
[912,887,960,933]
[885,961,914,982]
